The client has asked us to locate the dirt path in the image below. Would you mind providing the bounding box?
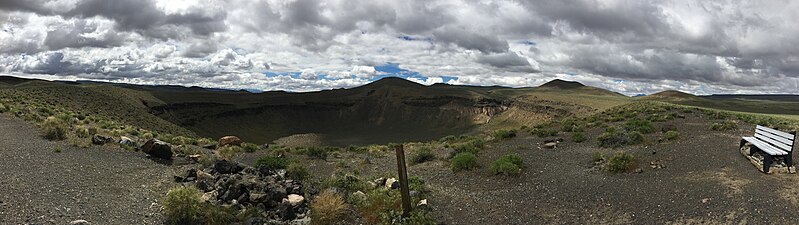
[0,114,177,224]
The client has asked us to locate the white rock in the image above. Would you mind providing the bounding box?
[70,220,91,225]
[284,194,305,207]
[417,199,428,207]
[385,178,399,189]
[201,190,218,202]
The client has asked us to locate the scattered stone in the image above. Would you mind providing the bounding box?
[373,178,387,187]
[119,136,136,147]
[140,139,172,159]
[214,160,244,174]
[417,199,428,207]
[202,144,216,150]
[70,220,90,225]
[351,191,367,202]
[197,170,214,181]
[218,136,242,147]
[385,178,399,189]
[284,194,304,207]
[544,138,564,143]
[91,134,113,145]
[661,124,678,132]
[201,191,218,202]
[543,142,558,149]
[634,168,644,173]
[649,160,665,169]
[701,198,711,204]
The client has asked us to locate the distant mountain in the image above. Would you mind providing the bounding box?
[539,79,585,89]
[641,90,698,100]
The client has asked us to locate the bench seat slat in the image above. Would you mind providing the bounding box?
[754,132,793,152]
[755,128,794,146]
[743,136,788,155]
[757,125,795,140]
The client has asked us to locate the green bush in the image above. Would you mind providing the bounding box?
[710,120,737,131]
[306,147,328,160]
[606,151,635,173]
[597,127,643,148]
[286,163,309,181]
[624,118,654,134]
[241,142,259,153]
[217,146,242,160]
[572,132,586,143]
[531,128,558,138]
[451,137,484,154]
[255,156,289,170]
[75,126,90,138]
[490,154,524,176]
[561,119,584,132]
[0,103,7,113]
[410,147,435,164]
[451,152,478,172]
[665,130,679,140]
[42,118,68,140]
[592,152,605,162]
[493,129,517,140]
[163,187,203,225]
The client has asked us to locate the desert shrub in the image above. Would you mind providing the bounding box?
[87,126,98,136]
[163,187,235,225]
[710,120,737,131]
[572,132,586,143]
[493,129,517,140]
[410,147,435,165]
[218,146,242,160]
[561,119,584,132]
[345,145,368,153]
[331,173,364,192]
[451,137,484,154]
[75,126,90,138]
[42,117,68,140]
[306,147,328,160]
[357,188,401,224]
[408,175,427,193]
[163,187,203,225]
[0,103,7,113]
[606,151,635,173]
[624,118,654,134]
[241,142,259,153]
[597,127,643,148]
[310,190,348,225]
[592,152,605,162]
[531,128,558,138]
[286,163,310,181]
[142,132,154,140]
[490,154,524,176]
[255,156,289,170]
[439,135,458,142]
[451,152,478,172]
[665,130,679,140]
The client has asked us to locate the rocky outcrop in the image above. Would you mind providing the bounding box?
[218,136,242,147]
[91,134,113,145]
[119,136,136,147]
[140,139,172,159]
[177,160,309,223]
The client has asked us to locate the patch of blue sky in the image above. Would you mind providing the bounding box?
[263,63,458,84]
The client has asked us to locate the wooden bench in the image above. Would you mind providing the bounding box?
[740,125,796,173]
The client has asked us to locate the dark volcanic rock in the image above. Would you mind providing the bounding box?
[215,160,244,174]
[91,134,113,145]
[140,139,172,159]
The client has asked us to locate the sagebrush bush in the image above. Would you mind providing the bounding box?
[606,151,635,173]
[241,142,259,153]
[624,118,654,134]
[490,154,524,176]
[531,128,558,138]
[286,163,309,181]
[710,120,737,131]
[451,152,478,172]
[597,127,643,148]
[163,187,203,225]
[75,126,90,138]
[42,117,68,140]
[255,156,289,170]
[305,147,328,160]
[592,152,605,162]
[572,132,586,143]
[0,103,7,113]
[310,190,348,225]
[410,147,435,164]
[493,129,517,140]
[451,137,484,154]
[218,146,242,160]
[561,119,584,132]
[665,130,679,140]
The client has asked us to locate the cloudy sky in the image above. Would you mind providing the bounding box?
[1,0,798,95]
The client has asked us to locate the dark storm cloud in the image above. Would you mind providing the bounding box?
[43,20,126,50]
[0,0,53,14]
[66,0,226,39]
[476,52,539,73]
[433,27,509,54]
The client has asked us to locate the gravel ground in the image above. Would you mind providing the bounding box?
[293,111,799,224]
[0,114,180,225]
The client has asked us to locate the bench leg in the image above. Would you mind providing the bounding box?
[786,151,794,173]
[763,154,773,173]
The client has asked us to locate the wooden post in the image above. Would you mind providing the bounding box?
[394,144,412,217]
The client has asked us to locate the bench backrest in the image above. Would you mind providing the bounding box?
[754,125,795,153]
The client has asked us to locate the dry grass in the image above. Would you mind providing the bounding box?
[310,190,348,225]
